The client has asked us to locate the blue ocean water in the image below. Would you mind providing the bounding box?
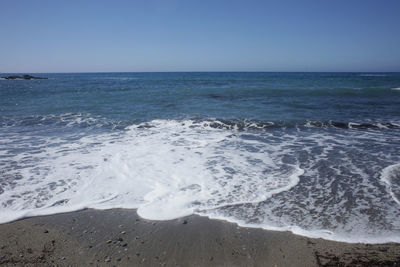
[1,72,400,243]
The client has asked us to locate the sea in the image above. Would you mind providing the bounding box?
[1,72,400,243]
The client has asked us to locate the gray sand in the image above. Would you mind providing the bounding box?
[0,209,399,266]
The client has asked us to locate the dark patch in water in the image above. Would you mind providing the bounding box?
[208,94,224,99]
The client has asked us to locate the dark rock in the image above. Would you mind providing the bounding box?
[105,257,111,262]
[182,220,188,225]
[23,74,47,80]
[121,242,128,247]
[2,75,47,80]
[43,230,49,233]
[2,75,20,80]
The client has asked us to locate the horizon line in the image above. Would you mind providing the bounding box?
[1,70,400,74]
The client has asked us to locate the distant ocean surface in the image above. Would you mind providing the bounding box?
[1,72,400,243]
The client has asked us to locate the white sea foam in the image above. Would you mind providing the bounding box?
[202,211,400,243]
[0,119,301,223]
[392,87,400,91]
[1,118,400,243]
[381,163,400,205]
[348,122,359,128]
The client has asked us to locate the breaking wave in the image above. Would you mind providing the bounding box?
[1,117,400,243]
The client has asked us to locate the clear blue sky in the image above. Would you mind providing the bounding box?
[1,0,399,73]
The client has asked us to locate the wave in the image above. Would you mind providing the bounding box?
[0,118,303,222]
[359,74,388,77]
[2,113,399,132]
[0,113,130,130]
[381,163,400,205]
[101,77,139,81]
[1,118,400,243]
[202,119,400,130]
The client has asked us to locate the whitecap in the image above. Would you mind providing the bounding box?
[381,163,400,205]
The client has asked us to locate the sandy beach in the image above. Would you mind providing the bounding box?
[0,209,399,266]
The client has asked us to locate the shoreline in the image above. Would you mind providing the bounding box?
[0,209,399,266]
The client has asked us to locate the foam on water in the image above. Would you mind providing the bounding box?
[381,163,400,205]
[1,118,400,243]
[0,119,302,220]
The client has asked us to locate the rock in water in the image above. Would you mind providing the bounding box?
[2,75,47,80]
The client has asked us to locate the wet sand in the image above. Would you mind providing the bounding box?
[0,209,399,266]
